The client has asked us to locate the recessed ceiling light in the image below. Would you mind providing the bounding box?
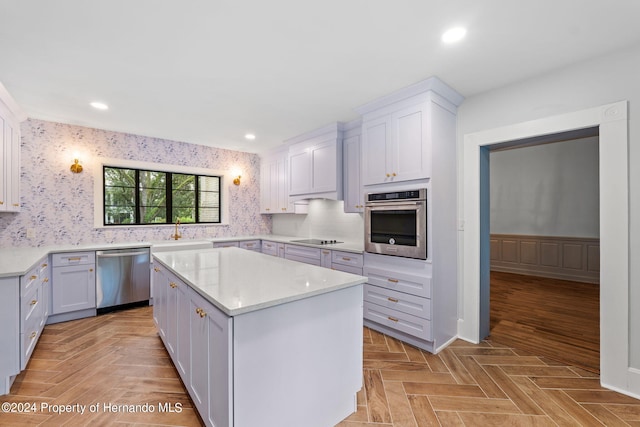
[244,133,256,140]
[90,101,109,110]
[441,27,467,44]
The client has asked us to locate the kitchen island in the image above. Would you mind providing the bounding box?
[152,247,366,427]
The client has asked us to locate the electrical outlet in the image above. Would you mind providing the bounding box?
[105,230,114,240]
[26,228,36,239]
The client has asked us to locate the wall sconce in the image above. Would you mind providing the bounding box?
[231,167,242,186]
[70,157,83,173]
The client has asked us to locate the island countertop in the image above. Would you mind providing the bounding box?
[152,247,367,316]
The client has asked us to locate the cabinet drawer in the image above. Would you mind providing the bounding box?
[331,263,363,275]
[364,284,431,320]
[52,252,95,267]
[213,241,239,248]
[21,284,43,333]
[21,327,40,369]
[332,251,363,268]
[239,240,261,251]
[20,265,40,295]
[285,244,321,260]
[364,301,432,341]
[364,265,431,298]
[261,241,278,256]
[285,253,321,266]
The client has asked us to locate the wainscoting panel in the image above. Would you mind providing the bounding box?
[490,234,600,284]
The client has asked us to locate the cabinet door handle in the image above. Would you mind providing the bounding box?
[89,268,94,272]
[196,308,207,318]
[12,203,19,207]
[387,297,399,303]
[0,201,3,205]
[387,278,399,283]
[322,251,330,255]
[266,208,270,211]
[42,263,48,268]
[30,299,38,306]
[30,275,37,280]
[170,282,177,289]
[386,173,391,178]
[67,257,82,261]
[392,172,397,177]
[154,267,160,272]
[43,278,49,282]
[388,316,399,323]
[342,257,351,261]
[30,332,37,339]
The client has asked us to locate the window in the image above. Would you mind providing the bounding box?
[103,166,221,225]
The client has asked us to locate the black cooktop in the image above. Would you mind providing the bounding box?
[290,239,343,245]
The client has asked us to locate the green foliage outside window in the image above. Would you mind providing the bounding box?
[103,166,220,225]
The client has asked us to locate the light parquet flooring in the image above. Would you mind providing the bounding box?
[2,306,639,427]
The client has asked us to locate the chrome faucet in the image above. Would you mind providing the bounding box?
[171,219,182,240]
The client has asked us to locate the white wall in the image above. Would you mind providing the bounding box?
[490,136,599,238]
[458,43,640,368]
[271,199,364,244]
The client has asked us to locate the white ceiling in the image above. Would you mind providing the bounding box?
[2,0,640,153]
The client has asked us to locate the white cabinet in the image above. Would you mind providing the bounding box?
[0,83,25,213]
[188,287,233,427]
[287,123,343,200]
[357,77,462,186]
[213,241,239,248]
[260,148,293,214]
[20,256,50,369]
[1,254,50,395]
[50,252,96,318]
[361,103,428,185]
[331,251,363,275]
[261,240,279,257]
[284,244,321,266]
[239,240,261,251]
[343,125,364,213]
[152,265,167,339]
[0,276,19,395]
[320,249,332,269]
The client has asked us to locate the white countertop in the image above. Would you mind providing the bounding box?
[153,247,366,316]
[0,234,364,278]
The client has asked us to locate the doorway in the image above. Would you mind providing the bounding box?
[486,129,600,372]
[459,101,632,394]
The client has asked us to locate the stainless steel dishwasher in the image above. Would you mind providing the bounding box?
[96,247,150,313]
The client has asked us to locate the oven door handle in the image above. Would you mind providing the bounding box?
[365,201,424,208]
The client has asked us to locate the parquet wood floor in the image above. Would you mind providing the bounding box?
[489,271,600,373]
[3,305,638,427]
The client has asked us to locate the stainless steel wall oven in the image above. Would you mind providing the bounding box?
[364,189,427,260]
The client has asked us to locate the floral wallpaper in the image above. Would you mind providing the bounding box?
[0,119,271,248]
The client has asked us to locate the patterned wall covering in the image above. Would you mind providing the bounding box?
[0,119,271,248]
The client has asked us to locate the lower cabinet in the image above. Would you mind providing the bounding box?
[261,240,284,257]
[153,256,362,427]
[153,264,232,427]
[363,252,442,353]
[49,252,96,323]
[20,256,50,370]
[189,289,232,427]
[0,255,50,395]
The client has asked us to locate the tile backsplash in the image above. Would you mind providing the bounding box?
[0,119,271,248]
[271,199,364,242]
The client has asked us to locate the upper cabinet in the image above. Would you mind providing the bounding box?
[287,123,343,201]
[260,148,293,214]
[356,77,464,187]
[342,120,363,213]
[0,82,26,213]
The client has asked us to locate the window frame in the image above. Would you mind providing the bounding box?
[94,157,230,228]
